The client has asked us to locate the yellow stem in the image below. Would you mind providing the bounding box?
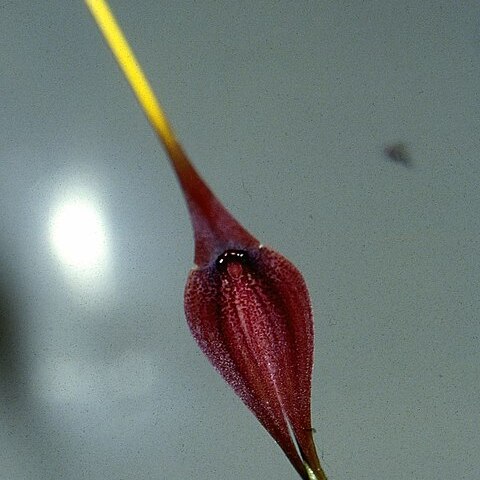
[84,0,187,171]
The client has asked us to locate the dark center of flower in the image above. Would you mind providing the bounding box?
[215,249,249,271]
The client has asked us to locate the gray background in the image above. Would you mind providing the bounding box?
[1,1,479,479]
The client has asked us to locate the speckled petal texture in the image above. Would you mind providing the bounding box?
[184,246,323,479]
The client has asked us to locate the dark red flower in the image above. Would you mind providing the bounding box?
[85,1,328,477]
[173,146,327,479]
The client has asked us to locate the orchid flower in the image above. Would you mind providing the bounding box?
[85,1,329,478]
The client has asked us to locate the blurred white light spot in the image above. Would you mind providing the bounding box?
[51,198,107,270]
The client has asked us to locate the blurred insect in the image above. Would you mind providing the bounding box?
[384,142,412,167]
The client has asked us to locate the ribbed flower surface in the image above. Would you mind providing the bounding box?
[185,246,323,479]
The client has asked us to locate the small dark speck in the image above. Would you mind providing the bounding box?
[384,142,412,167]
